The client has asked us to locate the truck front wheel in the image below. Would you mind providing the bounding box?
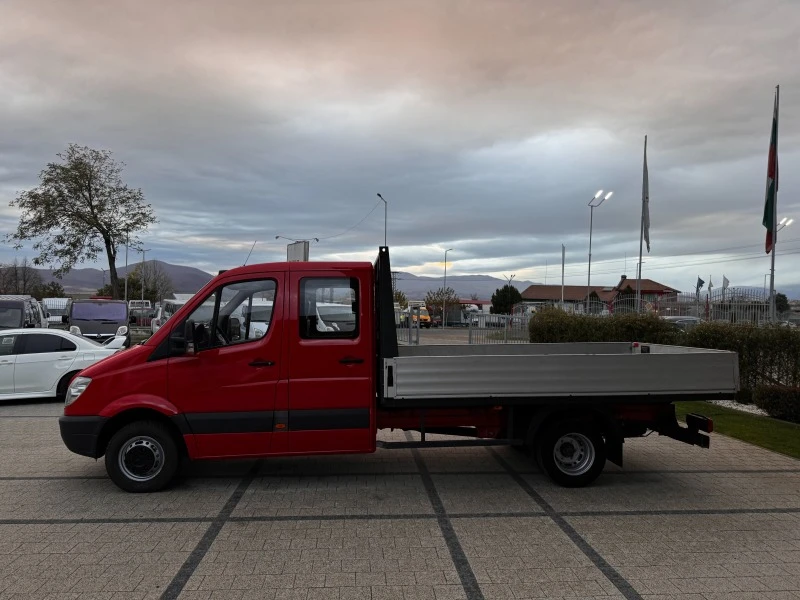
[536,420,606,488]
[105,421,180,493]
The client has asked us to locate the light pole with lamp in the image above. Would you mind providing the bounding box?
[769,216,794,321]
[377,193,387,247]
[139,248,150,311]
[586,189,613,313]
[443,248,453,328]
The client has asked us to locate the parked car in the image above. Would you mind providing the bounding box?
[42,297,69,326]
[661,316,702,331]
[0,295,48,330]
[0,328,125,402]
[151,299,187,334]
[63,299,131,344]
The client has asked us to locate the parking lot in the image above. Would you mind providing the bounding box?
[1,400,800,600]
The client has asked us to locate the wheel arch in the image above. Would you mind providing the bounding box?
[523,405,624,467]
[96,408,189,459]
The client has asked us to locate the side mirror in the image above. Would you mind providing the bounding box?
[129,315,137,324]
[61,315,69,324]
[229,317,241,340]
[184,320,201,355]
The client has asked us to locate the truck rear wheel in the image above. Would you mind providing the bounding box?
[536,420,606,488]
[105,421,179,493]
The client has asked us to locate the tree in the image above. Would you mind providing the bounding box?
[425,287,459,320]
[97,262,173,305]
[36,281,66,299]
[0,258,42,295]
[139,260,174,304]
[7,144,157,299]
[491,284,522,315]
[776,292,790,314]
[393,290,408,309]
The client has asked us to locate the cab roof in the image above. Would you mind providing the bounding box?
[217,261,374,279]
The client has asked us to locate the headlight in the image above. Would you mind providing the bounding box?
[65,377,91,406]
[254,329,264,338]
[116,325,128,336]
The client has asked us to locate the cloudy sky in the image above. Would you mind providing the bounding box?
[1,0,799,294]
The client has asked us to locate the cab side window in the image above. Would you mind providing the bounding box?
[299,278,359,339]
[173,279,276,352]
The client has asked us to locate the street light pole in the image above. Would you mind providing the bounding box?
[139,248,150,310]
[770,217,794,321]
[443,248,453,328]
[587,190,613,313]
[377,194,387,247]
[124,231,129,302]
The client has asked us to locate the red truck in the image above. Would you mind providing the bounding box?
[59,247,737,493]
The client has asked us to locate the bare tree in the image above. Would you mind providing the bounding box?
[0,258,42,295]
[138,260,174,303]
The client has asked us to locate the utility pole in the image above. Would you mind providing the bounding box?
[124,231,129,302]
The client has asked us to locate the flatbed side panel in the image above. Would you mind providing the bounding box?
[397,342,634,358]
[384,352,738,400]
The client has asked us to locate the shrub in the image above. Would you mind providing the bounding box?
[754,386,800,424]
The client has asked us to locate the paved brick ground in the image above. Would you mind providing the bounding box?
[1,401,799,600]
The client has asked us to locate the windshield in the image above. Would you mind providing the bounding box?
[46,307,67,317]
[0,307,22,328]
[420,309,429,317]
[71,302,127,321]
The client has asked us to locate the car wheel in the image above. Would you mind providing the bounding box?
[56,371,81,403]
[535,420,606,488]
[105,421,180,493]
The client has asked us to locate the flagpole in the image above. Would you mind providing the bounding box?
[769,85,779,322]
[636,135,647,313]
[561,244,565,309]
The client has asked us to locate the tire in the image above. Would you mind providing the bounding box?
[535,420,606,488]
[56,371,80,403]
[104,421,180,493]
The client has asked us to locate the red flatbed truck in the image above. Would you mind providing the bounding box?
[59,247,737,492]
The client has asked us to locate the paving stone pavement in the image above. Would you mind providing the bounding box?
[1,400,799,600]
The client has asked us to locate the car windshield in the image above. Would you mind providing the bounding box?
[71,302,127,321]
[420,309,429,317]
[0,306,22,328]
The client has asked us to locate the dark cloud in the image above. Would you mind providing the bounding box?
[1,0,799,293]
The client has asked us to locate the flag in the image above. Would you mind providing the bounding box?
[696,277,705,292]
[722,275,730,291]
[642,135,650,252]
[763,87,779,254]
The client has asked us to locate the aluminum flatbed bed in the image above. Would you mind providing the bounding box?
[381,342,739,408]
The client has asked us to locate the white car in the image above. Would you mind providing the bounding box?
[0,329,125,402]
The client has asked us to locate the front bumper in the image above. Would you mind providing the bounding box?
[59,416,108,458]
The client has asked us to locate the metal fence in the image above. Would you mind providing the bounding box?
[468,313,529,344]
[395,307,420,345]
[581,288,772,324]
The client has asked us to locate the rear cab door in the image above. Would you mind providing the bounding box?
[285,265,375,454]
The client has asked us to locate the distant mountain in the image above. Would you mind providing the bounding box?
[38,260,213,294]
[394,272,540,301]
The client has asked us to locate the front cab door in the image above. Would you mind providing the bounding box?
[167,274,283,459]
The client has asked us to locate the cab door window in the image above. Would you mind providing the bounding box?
[173,279,276,352]
[299,278,359,339]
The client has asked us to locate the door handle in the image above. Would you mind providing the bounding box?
[249,360,275,367]
[339,357,364,365]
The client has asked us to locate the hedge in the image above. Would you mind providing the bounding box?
[528,309,800,423]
